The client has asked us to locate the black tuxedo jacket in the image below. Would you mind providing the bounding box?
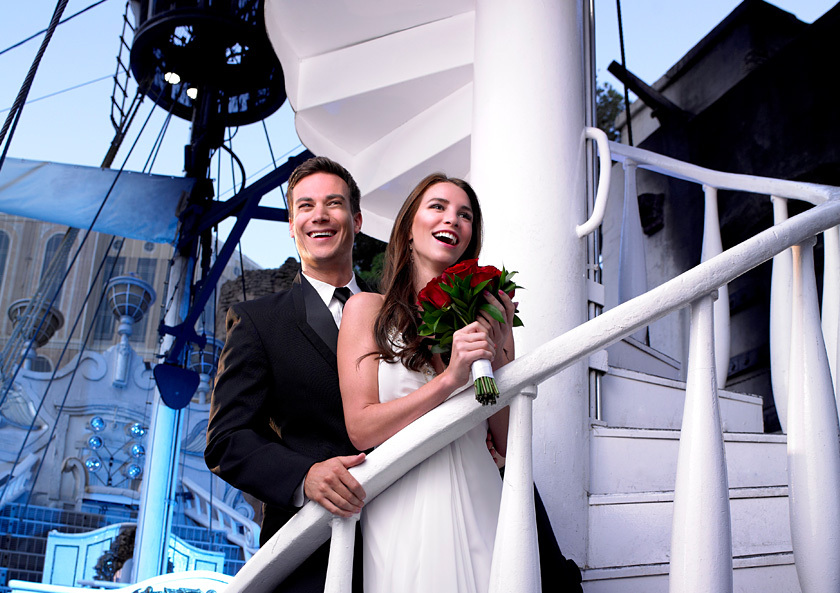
[205,272,364,592]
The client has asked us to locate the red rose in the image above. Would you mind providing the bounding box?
[470,265,501,288]
[445,259,478,279]
[418,278,451,309]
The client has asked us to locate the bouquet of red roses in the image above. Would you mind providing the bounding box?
[417,259,522,405]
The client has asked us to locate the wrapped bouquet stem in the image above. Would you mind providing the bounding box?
[417,259,523,405]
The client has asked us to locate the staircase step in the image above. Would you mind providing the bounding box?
[591,426,787,495]
[600,367,764,431]
[582,552,799,593]
[588,487,791,570]
[606,337,681,381]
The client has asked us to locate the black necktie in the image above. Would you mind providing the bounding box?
[333,286,353,308]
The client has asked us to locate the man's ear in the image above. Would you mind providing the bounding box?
[289,218,295,239]
[353,211,363,235]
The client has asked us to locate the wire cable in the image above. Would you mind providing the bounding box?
[615,0,634,146]
[0,75,112,115]
[1,237,122,505]
[0,100,159,409]
[22,242,125,511]
[0,0,111,57]
[0,0,70,175]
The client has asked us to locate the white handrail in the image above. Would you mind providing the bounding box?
[224,190,840,593]
[576,127,612,238]
[608,141,836,205]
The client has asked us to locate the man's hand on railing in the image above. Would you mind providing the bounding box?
[304,453,367,518]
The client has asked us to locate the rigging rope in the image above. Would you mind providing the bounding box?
[0,0,69,175]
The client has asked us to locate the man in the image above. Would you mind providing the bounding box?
[205,156,367,592]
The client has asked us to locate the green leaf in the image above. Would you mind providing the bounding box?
[472,279,492,294]
[451,296,470,310]
[513,314,524,327]
[479,303,505,323]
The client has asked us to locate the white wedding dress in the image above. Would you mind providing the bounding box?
[361,355,503,593]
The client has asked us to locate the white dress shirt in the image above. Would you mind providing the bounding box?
[293,272,361,506]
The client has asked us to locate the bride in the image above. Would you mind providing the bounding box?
[337,173,516,593]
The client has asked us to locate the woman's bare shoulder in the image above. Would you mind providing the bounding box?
[344,291,385,320]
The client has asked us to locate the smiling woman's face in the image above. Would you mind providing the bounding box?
[409,181,474,277]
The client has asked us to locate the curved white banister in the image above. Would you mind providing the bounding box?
[669,293,733,593]
[786,239,840,591]
[609,141,836,205]
[700,186,730,389]
[489,387,540,593]
[224,195,840,593]
[576,127,612,238]
[822,224,840,415]
[617,159,649,343]
[325,516,358,593]
[770,197,792,432]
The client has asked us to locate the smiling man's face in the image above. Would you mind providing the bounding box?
[289,172,362,280]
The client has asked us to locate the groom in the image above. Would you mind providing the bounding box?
[205,156,368,592]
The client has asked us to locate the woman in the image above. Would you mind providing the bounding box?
[338,173,516,593]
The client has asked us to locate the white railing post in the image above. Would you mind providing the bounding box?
[770,196,793,432]
[669,292,733,593]
[324,515,359,593]
[618,160,649,344]
[489,386,540,593]
[821,224,840,419]
[700,186,730,389]
[786,239,840,593]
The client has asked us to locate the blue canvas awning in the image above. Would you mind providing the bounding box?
[0,158,195,244]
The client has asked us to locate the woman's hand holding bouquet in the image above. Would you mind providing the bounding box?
[417,259,522,405]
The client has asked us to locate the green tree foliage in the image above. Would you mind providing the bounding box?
[596,82,623,141]
[353,232,386,290]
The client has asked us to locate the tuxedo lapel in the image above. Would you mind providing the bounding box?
[293,274,340,362]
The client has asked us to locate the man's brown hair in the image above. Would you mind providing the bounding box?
[287,156,361,218]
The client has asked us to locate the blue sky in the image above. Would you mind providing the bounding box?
[1,0,836,268]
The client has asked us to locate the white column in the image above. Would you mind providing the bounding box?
[769,197,792,432]
[325,516,359,593]
[471,0,589,562]
[669,293,733,593]
[700,186,730,389]
[786,239,840,593]
[821,225,840,418]
[132,256,188,581]
[490,387,540,593]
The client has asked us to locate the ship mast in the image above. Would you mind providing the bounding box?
[124,0,289,579]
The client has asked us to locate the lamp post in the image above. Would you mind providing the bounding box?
[7,298,64,370]
[104,275,156,388]
[187,336,224,405]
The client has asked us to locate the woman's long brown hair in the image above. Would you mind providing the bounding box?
[372,173,484,371]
